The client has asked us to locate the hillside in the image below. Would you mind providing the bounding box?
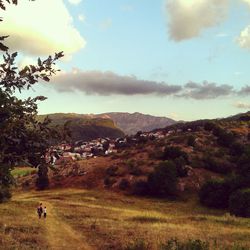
[13,111,250,248]
[38,113,124,142]
[1,189,250,249]
[24,112,249,192]
[102,112,176,135]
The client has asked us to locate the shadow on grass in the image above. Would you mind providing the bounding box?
[128,216,168,224]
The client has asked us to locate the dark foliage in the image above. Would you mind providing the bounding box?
[160,238,209,250]
[148,161,177,197]
[162,146,188,163]
[104,177,116,187]
[204,122,217,131]
[173,157,188,177]
[35,164,49,190]
[0,0,63,198]
[212,127,236,147]
[202,155,232,174]
[199,179,231,209]
[0,187,11,202]
[229,189,250,218]
[132,180,149,196]
[187,135,196,147]
[119,179,130,190]
[106,166,119,177]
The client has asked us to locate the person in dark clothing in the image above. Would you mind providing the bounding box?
[37,203,43,219]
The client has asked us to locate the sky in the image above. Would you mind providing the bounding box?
[1,0,250,121]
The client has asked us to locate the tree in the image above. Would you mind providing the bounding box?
[0,0,64,198]
[148,161,177,197]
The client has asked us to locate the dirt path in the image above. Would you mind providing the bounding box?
[14,193,92,250]
[44,202,92,250]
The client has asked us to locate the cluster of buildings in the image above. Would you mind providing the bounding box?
[49,138,117,164]
[48,129,183,165]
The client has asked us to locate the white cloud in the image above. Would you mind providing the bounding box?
[236,0,250,49]
[68,0,82,5]
[238,26,250,49]
[18,56,36,70]
[166,0,229,41]
[242,0,250,6]
[234,101,250,109]
[78,14,85,22]
[0,0,86,57]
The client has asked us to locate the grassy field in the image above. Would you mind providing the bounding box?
[0,189,250,250]
[11,167,37,178]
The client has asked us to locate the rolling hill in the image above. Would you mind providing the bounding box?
[37,113,124,142]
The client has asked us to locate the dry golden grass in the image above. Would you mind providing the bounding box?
[0,189,250,249]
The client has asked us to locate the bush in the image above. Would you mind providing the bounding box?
[0,187,11,203]
[148,161,177,197]
[36,165,49,190]
[174,157,188,177]
[229,189,250,217]
[119,179,130,190]
[160,238,209,250]
[124,239,150,250]
[187,135,196,147]
[106,166,118,176]
[132,180,149,196]
[203,156,231,174]
[162,146,188,162]
[204,122,216,131]
[104,177,116,187]
[213,127,236,147]
[129,166,142,176]
[148,149,164,160]
[199,179,231,209]
[230,142,245,157]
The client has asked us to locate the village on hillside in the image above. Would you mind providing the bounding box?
[48,129,179,165]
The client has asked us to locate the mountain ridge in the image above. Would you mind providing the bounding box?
[38,112,177,136]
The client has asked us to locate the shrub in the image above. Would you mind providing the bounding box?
[199,179,231,209]
[148,149,164,160]
[129,166,142,176]
[36,165,49,190]
[230,142,245,157]
[174,157,188,177]
[106,166,118,177]
[0,187,11,203]
[229,189,250,217]
[204,122,216,131]
[148,161,177,197]
[132,180,149,196]
[213,127,236,147]
[203,156,231,174]
[119,179,130,190]
[104,177,116,187]
[187,135,196,147]
[124,239,150,250]
[162,146,188,162]
[160,238,209,250]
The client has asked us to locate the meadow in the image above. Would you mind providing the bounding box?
[11,167,37,178]
[0,188,249,250]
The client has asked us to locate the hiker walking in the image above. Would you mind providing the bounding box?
[37,203,43,219]
[43,206,47,219]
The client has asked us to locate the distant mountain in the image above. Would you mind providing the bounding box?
[38,113,124,142]
[101,112,177,135]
